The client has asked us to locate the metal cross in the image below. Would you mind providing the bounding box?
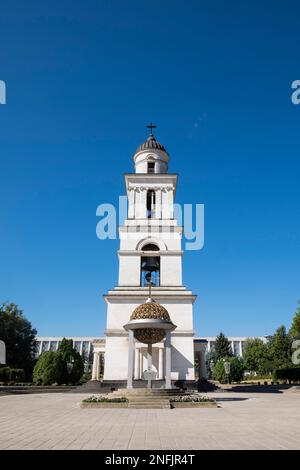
[147,122,157,135]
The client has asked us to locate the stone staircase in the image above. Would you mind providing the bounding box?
[109,388,187,409]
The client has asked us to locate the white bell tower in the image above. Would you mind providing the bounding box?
[102,125,196,386]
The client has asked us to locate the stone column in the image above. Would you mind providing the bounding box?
[135,188,141,219]
[91,351,100,381]
[147,343,153,388]
[168,187,174,219]
[155,189,162,219]
[127,329,134,389]
[140,188,147,219]
[128,189,135,219]
[134,346,140,380]
[165,331,172,389]
[158,347,163,380]
[199,346,207,379]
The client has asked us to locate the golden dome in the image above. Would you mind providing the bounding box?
[130,301,171,344]
[130,301,170,321]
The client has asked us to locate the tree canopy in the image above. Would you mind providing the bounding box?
[214,332,233,361]
[243,338,269,375]
[267,325,292,370]
[33,338,84,385]
[58,338,84,384]
[289,308,300,339]
[0,302,37,378]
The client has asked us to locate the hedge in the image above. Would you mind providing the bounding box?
[0,367,25,382]
[273,368,300,383]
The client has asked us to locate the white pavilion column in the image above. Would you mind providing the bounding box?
[127,329,134,389]
[91,351,100,381]
[158,347,163,379]
[139,349,143,379]
[147,343,153,388]
[134,346,140,380]
[165,331,172,389]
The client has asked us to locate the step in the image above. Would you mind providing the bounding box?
[126,397,175,401]
[128,398,170,403]
[128,404,171,409]
[111,390,184,395]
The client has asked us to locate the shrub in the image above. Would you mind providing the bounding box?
[77,372,91,385]
[0,367,25,383]
[0,367,11,382]
[214,359,228,384]
[33,351,65,385]
[9,368,25,382]
[272,368,300,383]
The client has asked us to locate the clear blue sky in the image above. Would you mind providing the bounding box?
[0,1,299,338]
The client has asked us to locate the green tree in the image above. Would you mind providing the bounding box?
[267,326,292,370]
[214,356,245,384]
[58,338,84,385]
[289,308,300,339]
[0,302,37,378]
[214,332,232,361]
[33,351,65,385]
[243,338,269,375]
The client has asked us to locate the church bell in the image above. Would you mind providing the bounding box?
[141,256,160,272]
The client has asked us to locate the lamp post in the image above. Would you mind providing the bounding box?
[84,361,90,374]
[210,360,215,379]
[224,360,231,384]
[66,358,74,385]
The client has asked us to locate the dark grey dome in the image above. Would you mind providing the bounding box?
[136,134,167,153]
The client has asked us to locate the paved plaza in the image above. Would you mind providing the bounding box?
[0,391,300,450]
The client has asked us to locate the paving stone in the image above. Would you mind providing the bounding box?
[0,392,300,449]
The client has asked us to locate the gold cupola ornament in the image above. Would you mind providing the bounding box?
[130,298,171,344]
[124,273,177,345]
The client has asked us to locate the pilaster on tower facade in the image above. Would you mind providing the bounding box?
[102,129,196,384]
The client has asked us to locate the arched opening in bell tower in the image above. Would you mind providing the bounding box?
[140,251,160,287]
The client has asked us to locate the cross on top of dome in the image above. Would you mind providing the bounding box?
[135,123,167,153]
[147,122,156,135]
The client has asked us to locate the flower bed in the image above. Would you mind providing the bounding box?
[83,395,128,403]
[170,394,213,403]
[81,395,129,408]
[170,394,218,408]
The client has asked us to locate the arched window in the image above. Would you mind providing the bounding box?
[142,243,159,251]
[146,190,156,219]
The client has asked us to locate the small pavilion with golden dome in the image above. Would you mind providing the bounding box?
[124,296,176,388]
